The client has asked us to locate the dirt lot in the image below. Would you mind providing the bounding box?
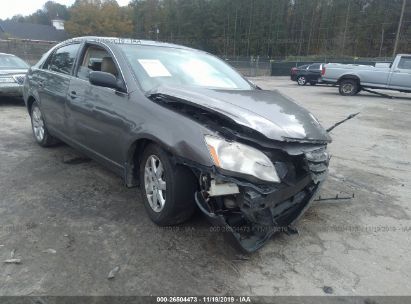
[0,77,410,296]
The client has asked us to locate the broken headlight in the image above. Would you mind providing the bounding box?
[204,135,280,183]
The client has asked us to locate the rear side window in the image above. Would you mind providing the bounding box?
[46,44,80,75]
[309,63,321,70]
[398,57,411,70]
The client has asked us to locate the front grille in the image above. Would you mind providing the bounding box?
[13,75,25,85]
[264,145,329,186]
[304,146,329,183]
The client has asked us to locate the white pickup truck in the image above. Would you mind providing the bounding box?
[321,54,411,96]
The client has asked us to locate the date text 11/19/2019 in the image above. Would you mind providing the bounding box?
[156,296,252,303]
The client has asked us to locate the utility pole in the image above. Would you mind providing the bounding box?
[393,0,406,56]
[342,1,351,55]
[379,26,385,58]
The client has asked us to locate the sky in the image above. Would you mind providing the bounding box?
[0,0,131,20]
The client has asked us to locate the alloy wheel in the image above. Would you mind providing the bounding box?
[144,155,167,212]
[32,106,45,142]
[297,77,306,85]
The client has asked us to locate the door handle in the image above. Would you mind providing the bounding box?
[69,91,77,99]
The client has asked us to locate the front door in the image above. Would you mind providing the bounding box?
[66,43,129,169]
[389,56,411,91]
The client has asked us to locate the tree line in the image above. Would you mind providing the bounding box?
[4,0,410,59]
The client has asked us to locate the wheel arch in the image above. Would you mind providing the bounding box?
[124,136,174,188]
[337,74,361,85]
[26,95,37,115]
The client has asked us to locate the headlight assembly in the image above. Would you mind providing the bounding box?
[204,135,280,183]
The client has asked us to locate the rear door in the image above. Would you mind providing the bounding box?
[66,43,129,169]
[40,43,81,133]
[388,56,411,91]
[306,63,322,82]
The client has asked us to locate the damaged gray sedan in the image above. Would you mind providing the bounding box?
[23,37,331,252]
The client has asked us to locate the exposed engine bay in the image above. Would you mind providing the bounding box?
[193,143,329,252]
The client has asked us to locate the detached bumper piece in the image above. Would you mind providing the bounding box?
[195,146,329,252]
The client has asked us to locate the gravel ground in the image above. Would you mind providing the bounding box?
[0,77,410,296]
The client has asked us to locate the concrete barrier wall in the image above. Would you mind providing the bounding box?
[0,39,56,65]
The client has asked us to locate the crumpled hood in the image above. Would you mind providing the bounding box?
[150,85,331,143]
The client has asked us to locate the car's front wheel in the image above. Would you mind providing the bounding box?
[139,144,197,226]
[30,101,58,147]
[297,76,307,86]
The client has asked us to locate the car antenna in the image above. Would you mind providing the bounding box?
[326,112,360,133]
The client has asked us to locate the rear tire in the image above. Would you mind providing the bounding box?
[339,79,359,96]
[297,76,307,86]
[30,101,59,147]
[139,144,197,226]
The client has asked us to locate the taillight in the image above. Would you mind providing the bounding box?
[321,66,326,76]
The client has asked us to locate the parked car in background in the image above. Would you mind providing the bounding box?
[321,54,411,96]
[0,53,29,97]
[290,64,309,81]
[293,63,325,86]
[23,37,331,252]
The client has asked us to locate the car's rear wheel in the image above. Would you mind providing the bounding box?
[30,101,58,147]
[339,79,359,96]
[139,144,197,226]
[297,76,307,86]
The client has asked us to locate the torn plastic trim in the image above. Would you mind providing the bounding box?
[175,149,328,252]
[194,191,275,252]
[195,179,324,253]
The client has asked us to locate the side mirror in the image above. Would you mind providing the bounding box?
[89,71,125,92]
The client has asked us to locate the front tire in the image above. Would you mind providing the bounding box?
[297,76,307,86]
[30,101,58,147]
[339,79,359,96]
[139,144,197,226]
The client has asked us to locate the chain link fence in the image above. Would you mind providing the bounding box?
[225,56,394,77]
[223,56,272,77]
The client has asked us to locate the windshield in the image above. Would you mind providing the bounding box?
[0,55,29,69]
[119,45,253,91]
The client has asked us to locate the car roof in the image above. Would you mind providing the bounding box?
[63,36,199,52]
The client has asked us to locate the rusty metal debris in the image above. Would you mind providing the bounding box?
[326,112,360,133]
[315,193,355,202]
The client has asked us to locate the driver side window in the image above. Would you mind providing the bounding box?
[398,57,411,70]
[77,45,119,81]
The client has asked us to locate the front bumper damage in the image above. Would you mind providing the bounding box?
[148,88,333,252]
[193,145,330,252]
